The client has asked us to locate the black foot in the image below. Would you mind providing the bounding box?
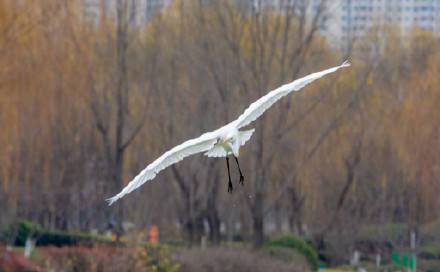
[228,181,233,193]
[239,174,244,186]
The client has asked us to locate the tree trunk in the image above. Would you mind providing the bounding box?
[252,191,264,247]
[185,215,204,246]
[206,207,221,245]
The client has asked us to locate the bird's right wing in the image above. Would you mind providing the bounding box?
[234,61,351,129]
[106,131,220,205]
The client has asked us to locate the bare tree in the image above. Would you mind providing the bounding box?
[89,0,148,234]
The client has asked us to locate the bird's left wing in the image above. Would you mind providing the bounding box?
[234,61,351,129]
[106,131,220,205]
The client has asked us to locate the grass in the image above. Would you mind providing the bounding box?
[173,246,309,272]
[357,223,407,243]
[420,245,440,256]
[418,259,440,272]
[265,247,310,268]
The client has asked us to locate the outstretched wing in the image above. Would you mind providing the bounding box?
[234,61,351,129]
[106,131,219,205]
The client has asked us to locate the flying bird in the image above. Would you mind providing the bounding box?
[107,61,351,205]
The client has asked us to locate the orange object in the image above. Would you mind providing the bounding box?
[148,225,159,244]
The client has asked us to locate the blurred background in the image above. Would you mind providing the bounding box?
[0,0,439,271]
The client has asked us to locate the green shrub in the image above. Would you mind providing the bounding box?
[231,232,244,242]
[2,220,111,247]
[140,244,180,272]
[419,246,440,260]
[36,230,110,247]
[265,234,319,271]
[1,220,42,246]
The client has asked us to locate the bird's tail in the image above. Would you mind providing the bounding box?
[205,145,228,157]
[238,129,255,146]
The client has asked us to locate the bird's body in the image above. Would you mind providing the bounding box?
[202,124,253,158]
[106,61,351,205]
[215,127,238,155]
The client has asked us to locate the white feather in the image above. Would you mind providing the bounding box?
[106,132,219,205]
[106,61,350,205]
[205,145,228,158]
[238,129,255,146]
[233,61,351,129]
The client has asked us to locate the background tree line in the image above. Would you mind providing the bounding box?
[0,0,439,261]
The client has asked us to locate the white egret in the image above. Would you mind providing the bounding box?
[107,61,351,205]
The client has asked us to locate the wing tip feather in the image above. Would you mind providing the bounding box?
[106,196,119,206]
[341,60,351,67]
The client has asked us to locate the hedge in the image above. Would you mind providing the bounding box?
[265,234,319,271]
[1,220,112,247]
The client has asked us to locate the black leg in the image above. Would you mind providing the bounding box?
[234,156,244,186]
[226,157,233,193]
